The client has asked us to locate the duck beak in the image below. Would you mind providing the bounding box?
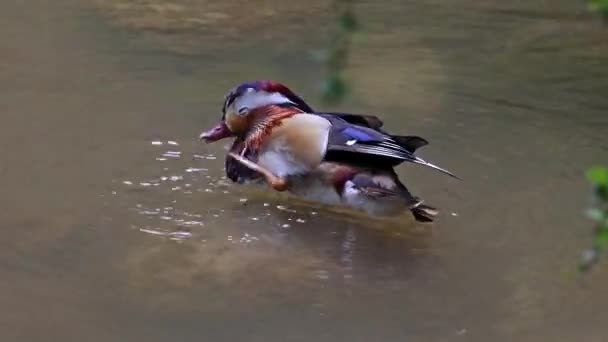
[199,121,233,143]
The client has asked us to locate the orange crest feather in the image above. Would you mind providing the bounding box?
[244,105,303,153]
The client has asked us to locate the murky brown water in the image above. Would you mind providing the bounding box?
[2,0,608,341]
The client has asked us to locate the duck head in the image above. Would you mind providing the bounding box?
[199,80,313,143]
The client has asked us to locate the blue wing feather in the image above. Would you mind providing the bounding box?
[341,127,378,142]
[326,121,460,180]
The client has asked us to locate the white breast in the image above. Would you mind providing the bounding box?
[257,114,331,178]
[257,136,310,177]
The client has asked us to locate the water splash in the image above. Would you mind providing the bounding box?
[136,225,193,241]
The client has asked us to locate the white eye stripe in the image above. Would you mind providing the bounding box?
[231,90,294,115]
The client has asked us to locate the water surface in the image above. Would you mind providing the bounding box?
[1,0,607,341]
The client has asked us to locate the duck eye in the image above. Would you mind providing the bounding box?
[238,107,249,116]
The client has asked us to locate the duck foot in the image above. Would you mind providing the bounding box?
[227,153,288,191]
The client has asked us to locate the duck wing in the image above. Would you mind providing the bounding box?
[315,112,385,131]
[323,118,460,179]
[314,112,429,153]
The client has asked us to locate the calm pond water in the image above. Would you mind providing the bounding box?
[1,0,607,341]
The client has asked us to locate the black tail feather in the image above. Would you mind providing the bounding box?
[391,135,429,153]
[411,203,439,222]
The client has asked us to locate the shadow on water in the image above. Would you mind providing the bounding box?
[1,0,608,341]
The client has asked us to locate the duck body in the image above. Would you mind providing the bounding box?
[225,144,438,222]
[254,111,332,178]
[199,80,457,222]
[220,107,439,222]
[288,162,436,221]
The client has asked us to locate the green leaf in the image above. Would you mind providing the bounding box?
[595,227,608,248]
[580,166,608,274]
[586,167,608,186]
[588,0,608,20]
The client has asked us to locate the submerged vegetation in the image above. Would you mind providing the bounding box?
[317,0,357,104]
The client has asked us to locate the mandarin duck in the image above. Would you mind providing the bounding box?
[199,80,458,222]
